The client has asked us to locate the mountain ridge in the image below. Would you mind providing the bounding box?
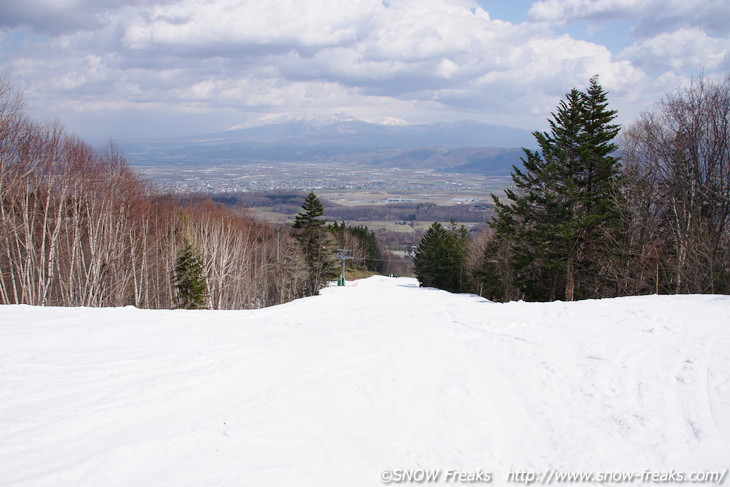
[214,113,534,148]
[120,115,535,175]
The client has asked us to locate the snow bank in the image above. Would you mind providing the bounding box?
[1,276,729,486]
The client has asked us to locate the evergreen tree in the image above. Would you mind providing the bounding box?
[173,240,208,309]
[487,76,622,301]
[293,192,338,295]
[573,76,624,295]
[348,224,385,273]
[413,220,469,293]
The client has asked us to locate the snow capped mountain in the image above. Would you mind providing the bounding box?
[217,113,533,149]
[228,112,361,131]
[2,277,729,486]
[121,114,535,174]
[290,112,360,129]
[375,116,409,126]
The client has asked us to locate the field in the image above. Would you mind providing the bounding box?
[134,161,511,240]
[134,162,511,200]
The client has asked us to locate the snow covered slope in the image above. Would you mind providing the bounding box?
[1,277,729,486]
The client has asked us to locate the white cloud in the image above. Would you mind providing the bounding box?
[0,0,177,35]
[525,0,728,117]
[528,0,675,24]
[528,0,729,36]
[121,0,379,51]
[619,29,730,73]
[0,0,723,138]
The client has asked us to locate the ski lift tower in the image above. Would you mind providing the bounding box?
[336,249,353,286]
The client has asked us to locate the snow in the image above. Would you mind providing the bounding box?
[227,112,360,130]
[376,116,409,126]
[1,276,729,486]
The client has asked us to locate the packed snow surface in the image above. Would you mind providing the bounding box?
[1,276,729,486]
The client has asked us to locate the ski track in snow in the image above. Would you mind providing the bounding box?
[1,276,729,486]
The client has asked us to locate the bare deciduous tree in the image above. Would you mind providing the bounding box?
[1,80,312,309]
[621,75,730,294]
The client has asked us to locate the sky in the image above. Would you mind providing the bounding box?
[0,0,728,139]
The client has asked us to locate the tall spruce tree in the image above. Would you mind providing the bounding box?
[413,220,469,293]
[488,76,622,301]
[293,192,338,296]
[173,240,208,309]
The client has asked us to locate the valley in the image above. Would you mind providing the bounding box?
[134,161,512,232]
[123,114,519,252]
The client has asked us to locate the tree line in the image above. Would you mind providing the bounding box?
[414,75,730,300]
[209,191,490,224]
[324,202,489,224]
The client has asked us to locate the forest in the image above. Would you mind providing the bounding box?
[0,81,388,309]
[2,74,729,308]
[415,76,730,301]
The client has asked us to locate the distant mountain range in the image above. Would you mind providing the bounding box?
[120,114,535,175]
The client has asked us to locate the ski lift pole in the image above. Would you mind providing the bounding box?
[336,249,352,286]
